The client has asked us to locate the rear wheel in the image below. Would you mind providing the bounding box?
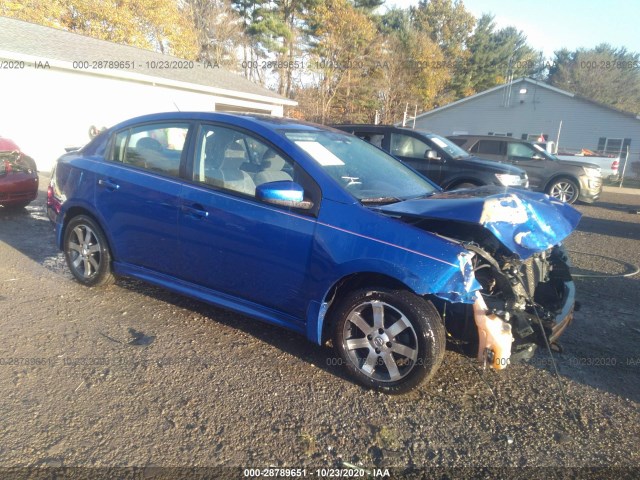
[547,177,579,204]
[332,288,445,394]
[64,215,115,287]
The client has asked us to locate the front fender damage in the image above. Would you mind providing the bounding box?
[378,188,581,370]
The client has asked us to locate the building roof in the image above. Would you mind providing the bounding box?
[0,16,296,107]
[415,77,640,122]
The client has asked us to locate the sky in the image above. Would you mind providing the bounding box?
[383,0,640,58]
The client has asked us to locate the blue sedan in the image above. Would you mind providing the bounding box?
[47,112,580,393]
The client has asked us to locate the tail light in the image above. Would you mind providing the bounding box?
[47,180,62,214]
[611,160,619,173]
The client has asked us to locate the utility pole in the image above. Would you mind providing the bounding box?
[619,145,630,188]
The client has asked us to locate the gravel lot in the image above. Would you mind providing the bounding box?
[0,176,639,478]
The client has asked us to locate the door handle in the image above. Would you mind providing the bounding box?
[98,178,120,190]
[181,204,209,219]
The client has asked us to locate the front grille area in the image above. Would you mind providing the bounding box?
[520,254,546,299]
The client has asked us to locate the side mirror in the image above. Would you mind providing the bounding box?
[426,150,440,160]
[256,181,313,210]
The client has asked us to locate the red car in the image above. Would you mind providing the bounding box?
[0,137,39,209]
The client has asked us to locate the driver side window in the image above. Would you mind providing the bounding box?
[192,125,318,204]
[507,142,536,159]
[390,133,431,159]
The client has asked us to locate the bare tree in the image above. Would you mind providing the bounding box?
[186,0,245,70]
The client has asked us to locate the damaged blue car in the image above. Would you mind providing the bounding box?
[47,113,581,394]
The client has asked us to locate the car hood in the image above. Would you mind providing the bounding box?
[376,186,581,260]
[554,158,601,170]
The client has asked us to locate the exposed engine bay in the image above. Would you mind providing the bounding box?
[375,187,581,370]
[413,217,575,367]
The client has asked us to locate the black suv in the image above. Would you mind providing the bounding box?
[334,125,529,190]
[448,135,603,204]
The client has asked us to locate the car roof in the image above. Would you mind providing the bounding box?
[449,134,526,142]
[112,111,335,133]
[335,124,437,135]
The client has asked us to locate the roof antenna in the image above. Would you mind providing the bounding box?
[174,102,181,112]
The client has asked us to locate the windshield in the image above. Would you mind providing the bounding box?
[427,133,471,159]
[283,130,438,203]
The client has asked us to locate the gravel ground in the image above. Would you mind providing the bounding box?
[0,176,639,478]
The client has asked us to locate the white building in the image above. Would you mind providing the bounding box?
[0,17,296,171]
[413,77,640,167]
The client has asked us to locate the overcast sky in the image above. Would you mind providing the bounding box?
[383,0,640,58]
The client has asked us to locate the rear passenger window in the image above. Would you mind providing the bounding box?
[354,132,384,149]
[110,123,190,177]
[473,140,503,155]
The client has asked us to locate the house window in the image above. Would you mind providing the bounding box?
[598,137,631,155]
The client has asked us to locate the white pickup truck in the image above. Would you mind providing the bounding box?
[537,144,620,182]
[556,151,619,182]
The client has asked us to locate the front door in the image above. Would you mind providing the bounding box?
[389,133,445,184]
[178,123,320,320]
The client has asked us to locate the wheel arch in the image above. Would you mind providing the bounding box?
[60,205,115,260]
[317,272,413,345]
[544,174,580,194]
[443,178,482,190]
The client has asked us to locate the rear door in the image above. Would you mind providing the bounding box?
[177,123,320,320]
[94,122,191,274]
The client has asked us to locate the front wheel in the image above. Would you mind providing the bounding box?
[547,177,579,204]
[64,215,115,287]
[450,182,479,190]
[332,288,445,394]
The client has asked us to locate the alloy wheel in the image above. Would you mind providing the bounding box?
[67,224,103,280]
[342,300,419,382]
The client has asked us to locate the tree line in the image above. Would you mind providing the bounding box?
[3,0,639,122]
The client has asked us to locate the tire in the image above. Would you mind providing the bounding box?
[332,288,445,394]
[450,182,478,190]
[547,177,579,204]
[63,215,115,287]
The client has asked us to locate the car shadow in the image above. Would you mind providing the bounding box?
[576,215,640,240]
[113,277,356,385]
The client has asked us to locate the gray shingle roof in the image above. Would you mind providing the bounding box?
[0,16,294,105]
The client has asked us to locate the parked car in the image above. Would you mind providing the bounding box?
[0,136,39,209]
[333,125,529,190]
[47,113,580,393]
[448,135,603,204]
